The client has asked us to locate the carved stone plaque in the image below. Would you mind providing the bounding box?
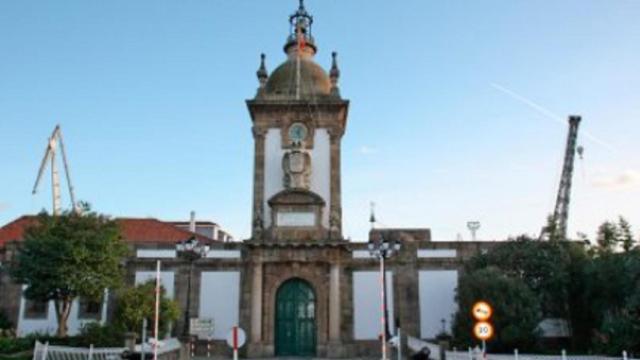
[276,212,316,227]
[289,152,305,172]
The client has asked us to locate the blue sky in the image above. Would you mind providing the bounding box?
[1,0,639,241]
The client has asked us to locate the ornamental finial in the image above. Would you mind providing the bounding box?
[285,0,316,55]
[256,53,268,87]
[330,51,340,83]
[289,0,313,30]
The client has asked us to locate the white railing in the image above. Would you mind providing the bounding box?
[33,341,126,360]
[446,348,638,360]
[406,337,637,360]
[134,338,181,355]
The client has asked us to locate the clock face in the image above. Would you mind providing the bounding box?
[288,123,308,142]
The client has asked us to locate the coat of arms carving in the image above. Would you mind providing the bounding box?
[282,143,312,189]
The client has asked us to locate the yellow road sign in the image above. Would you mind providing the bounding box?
[472,301,493,321]
[473,321,494,340]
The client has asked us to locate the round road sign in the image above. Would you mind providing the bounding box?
[472,301,493,321]
[473,321,494,341]
[226,326,246,349]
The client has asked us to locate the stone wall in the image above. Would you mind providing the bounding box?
[0,234,497,358]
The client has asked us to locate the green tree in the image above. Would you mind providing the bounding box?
[114,281,180,338]
[585,249,640,354]
[562,240,593,351]
[597,221,619,252]
[10,206,128,337]
[617,217,635,252]
[453,267,542,352]
[466,236,572,317]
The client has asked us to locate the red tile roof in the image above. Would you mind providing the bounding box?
[117,218,213,244]
[0,215,214,248]
[0,216,38,247]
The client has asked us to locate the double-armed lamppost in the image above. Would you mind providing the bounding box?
[368,234,401,360]
[176,236,209,336]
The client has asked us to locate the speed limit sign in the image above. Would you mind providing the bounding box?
[473,321,494,340]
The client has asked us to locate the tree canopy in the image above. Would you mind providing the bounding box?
[10,205,129,337]
[454,219,640,354]
[453,267,541,352]
[465,236,574,317]
[114,281,180,338]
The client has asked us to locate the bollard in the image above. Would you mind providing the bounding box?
[178,336,192,360]
[41,341,49,360]
[623,351,628,360]
[468,347,473,360]
[397,327,402,360]
[561,349,567,360]
[141,319,148,360]
[439,337,449,360]
[124,333,137,352]
[514,349,518,360]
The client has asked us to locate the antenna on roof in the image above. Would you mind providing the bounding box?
[466,221,480,241]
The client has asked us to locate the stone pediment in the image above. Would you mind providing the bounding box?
[268,189,325,207]
[265,189,326,243]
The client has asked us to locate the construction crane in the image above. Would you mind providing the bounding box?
[32,125,79,216]
[541,115,582,240]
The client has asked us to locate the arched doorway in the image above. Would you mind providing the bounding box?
[275,278,316,356]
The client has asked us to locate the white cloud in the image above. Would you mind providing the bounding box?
[592,169,640,190]
[359,145,378,155]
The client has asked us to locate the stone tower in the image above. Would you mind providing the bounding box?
[247,0,349,243]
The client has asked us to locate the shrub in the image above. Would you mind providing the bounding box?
[0,338,33,355]
[77,323,125,348]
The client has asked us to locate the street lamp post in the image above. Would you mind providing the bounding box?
[368,234,401,360]
[176,236,209,337]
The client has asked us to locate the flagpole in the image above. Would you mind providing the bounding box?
[295,21,305,101]
[153,260,161,360]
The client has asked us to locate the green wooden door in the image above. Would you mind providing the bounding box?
[275,278,316,356]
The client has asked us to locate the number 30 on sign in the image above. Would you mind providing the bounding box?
[473,321,494,340]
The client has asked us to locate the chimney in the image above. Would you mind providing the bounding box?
[189,211,196,233]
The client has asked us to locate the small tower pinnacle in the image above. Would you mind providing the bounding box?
[330,51,340,94]
[256,53,268,88]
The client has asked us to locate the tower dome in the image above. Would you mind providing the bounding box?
[256,0,339,100]
[264,58,331,97]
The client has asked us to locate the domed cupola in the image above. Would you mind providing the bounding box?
[254,0,340,100]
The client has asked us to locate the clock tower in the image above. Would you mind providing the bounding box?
[247,0,349,243]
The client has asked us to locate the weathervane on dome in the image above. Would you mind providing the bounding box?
[290,0,313,28]
[287,0,315,54]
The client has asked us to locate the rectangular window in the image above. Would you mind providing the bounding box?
[24,299,48,319]
[78,297,103,320]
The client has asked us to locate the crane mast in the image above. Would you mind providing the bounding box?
[545,115,581,240]
[32,125,79,216]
